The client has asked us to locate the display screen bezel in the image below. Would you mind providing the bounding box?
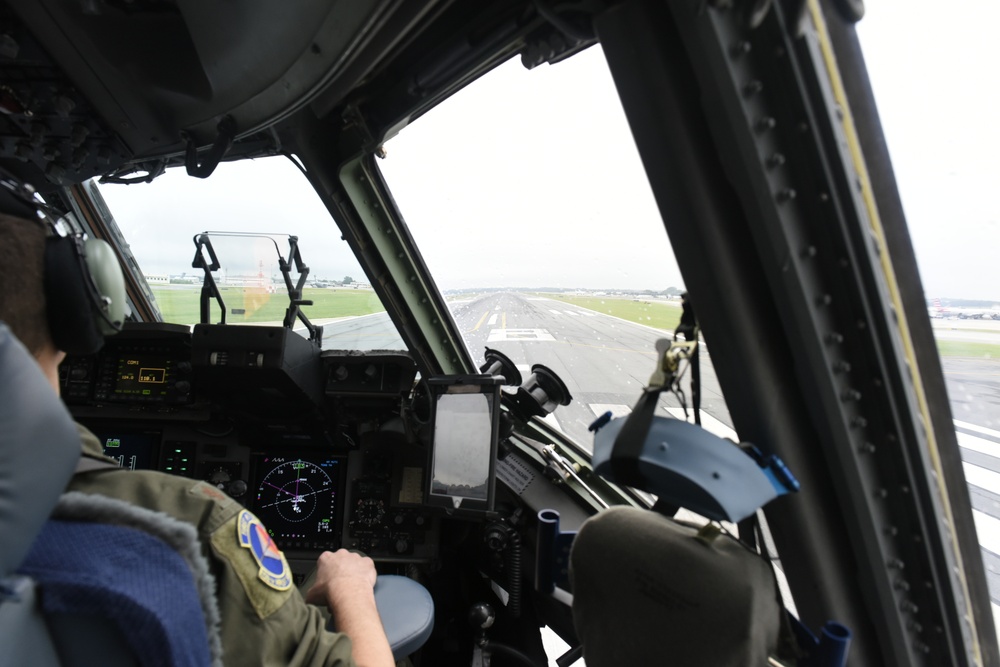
[425,375,503,515]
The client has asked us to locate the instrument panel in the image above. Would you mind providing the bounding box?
[60,322,438,564]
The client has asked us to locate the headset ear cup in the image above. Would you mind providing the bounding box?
[43,236,125,355]
[83,238,126,335]
[45,236,103,354]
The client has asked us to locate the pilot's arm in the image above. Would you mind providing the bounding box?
[68,431,386,667]
[306,550,395,667]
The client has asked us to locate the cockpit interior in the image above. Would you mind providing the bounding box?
[1,1,997,666]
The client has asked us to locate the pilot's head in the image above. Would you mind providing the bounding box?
[0,174,126,391]
[0,213,63,388]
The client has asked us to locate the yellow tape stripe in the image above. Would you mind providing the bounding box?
[806,2,981,661]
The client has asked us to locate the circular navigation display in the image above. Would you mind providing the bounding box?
[257,460,333,522]
[253,455,341,549]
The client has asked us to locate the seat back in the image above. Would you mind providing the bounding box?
[0,323,79,667]
[0,324,220,667]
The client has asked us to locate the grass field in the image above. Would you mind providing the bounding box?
[152,286,386,325]
[541,294,999,358]
[541,294,684,330]
[934,340,1000,359]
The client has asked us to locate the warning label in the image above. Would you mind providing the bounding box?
[496,456,534,495]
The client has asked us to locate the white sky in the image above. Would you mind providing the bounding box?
[856,0,1000,301]
[99,3,1000,301]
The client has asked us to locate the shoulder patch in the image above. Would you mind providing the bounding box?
[188,480,234,508]
[237,509,292,592]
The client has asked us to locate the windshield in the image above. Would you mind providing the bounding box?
[95,157,406,351]
[378,46,736,449]
[857,1,1000,642]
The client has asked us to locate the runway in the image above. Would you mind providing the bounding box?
[450,292,1000,634]
[319,291,1000,632]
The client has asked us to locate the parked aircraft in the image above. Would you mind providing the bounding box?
[1,1,995,666]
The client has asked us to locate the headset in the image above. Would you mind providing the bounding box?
[0,170,126,355]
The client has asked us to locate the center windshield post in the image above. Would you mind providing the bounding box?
[191,233,226,325]
[278,235,322,346]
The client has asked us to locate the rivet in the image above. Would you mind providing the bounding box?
[756,116,777,132]
[730,41,752,57]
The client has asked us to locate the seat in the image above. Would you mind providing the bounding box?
[0,324,220,667]
[0,322,78,667]
[569,406,795,667]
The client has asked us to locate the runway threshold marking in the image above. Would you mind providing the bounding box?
[589,403,632,418]
[502,312,507,329]
[663,408,738,441]
[972,509,1000,556]
[957,432,1000,458]
[956,420,1000,440]
[963,462,1000,495]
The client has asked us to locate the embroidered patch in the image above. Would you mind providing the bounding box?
[237,509,292,591]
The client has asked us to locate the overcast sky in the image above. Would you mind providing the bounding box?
[100,2,1000,300]
[856,0,1000,301]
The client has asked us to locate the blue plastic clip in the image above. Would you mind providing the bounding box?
[588,411,613,433]
[745,446,800,495]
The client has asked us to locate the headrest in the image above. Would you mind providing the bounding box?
[0,323,80,574]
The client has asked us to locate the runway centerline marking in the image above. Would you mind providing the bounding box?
[468,311,490,333]
[488,314,498,326]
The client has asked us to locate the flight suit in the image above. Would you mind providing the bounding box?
[68,424,357,667]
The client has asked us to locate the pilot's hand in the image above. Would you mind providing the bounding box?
[305,549,377,608]
[306,549,393,666]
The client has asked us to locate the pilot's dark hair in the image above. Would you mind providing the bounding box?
[0,213,52,355]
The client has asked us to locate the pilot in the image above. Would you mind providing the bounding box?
[0,203,395,666]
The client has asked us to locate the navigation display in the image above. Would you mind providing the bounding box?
[113,354,172,399]
[93,431,160,471]
[252,453,344,551]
